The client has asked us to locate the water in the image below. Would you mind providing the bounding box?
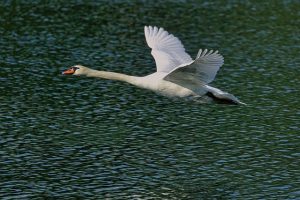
[1,0,299,199]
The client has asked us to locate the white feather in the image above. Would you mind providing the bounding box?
[144,26,192,73]
[164,49,224,85]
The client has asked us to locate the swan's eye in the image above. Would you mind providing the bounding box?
[72,67,79,71]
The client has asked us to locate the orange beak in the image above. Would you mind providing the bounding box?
[62,68,76,75]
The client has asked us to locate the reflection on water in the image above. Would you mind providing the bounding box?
[1,1,299,199]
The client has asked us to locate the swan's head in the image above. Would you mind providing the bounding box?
[62,65,88,76]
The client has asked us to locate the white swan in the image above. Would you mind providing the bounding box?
[63,26,245,105]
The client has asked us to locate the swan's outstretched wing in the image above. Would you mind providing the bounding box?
[144,26,192,73]
[164,49,224,85]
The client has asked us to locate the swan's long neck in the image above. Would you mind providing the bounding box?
[84,68,140,85]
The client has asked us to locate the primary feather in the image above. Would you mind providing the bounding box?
[164,49,224,85]
[144,26,192,73]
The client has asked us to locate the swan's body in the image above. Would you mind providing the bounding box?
[63,26,245,105]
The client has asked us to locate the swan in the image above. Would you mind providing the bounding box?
[62,26,245,105]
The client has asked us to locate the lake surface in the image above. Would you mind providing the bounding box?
[1,0,299,199]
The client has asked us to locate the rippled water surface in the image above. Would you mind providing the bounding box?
[1,0,299,199]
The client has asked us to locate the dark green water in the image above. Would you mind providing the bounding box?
[1,0,299,199]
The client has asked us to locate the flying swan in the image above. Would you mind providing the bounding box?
[63,26,245,105]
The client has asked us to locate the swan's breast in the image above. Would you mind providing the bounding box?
[156,80,196,97]
[130,73,196,97]
[136,77,195,97]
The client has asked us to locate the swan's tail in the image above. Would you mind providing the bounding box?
[205,85,246,105]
